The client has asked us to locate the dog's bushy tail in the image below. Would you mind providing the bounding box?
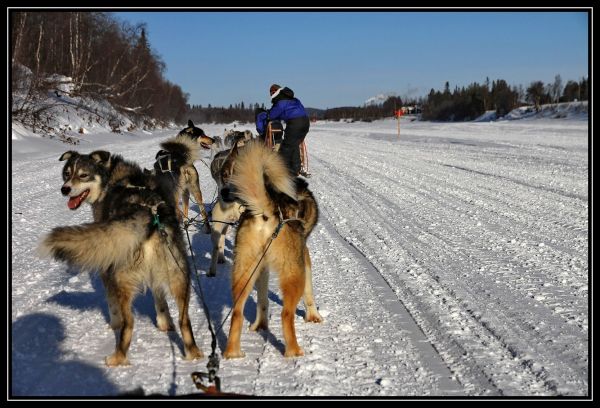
[38,212,151,272]
[230,141,296,216]
[160,135,199,166]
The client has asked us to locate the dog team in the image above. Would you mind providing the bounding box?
[39,115,322,366]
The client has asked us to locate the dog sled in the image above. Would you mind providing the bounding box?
[264,120,310,177]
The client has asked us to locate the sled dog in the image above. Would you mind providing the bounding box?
[224,129,253,148]
[222,141,322,359]
[207,140,247,277]
[208,132,269,277]
[39,150,203,366]
[154,120,214,232]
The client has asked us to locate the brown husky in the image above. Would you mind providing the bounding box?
[222,141,322,359]
[39,150,203,366]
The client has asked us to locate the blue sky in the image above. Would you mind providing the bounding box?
[113,10,588,109]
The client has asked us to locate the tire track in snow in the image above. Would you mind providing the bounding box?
[311,157,505,395]
[312,131,588,328]
[341,155,588,330]
[317,211,464,395]
[309,148,587,395]
[436,162,587,201]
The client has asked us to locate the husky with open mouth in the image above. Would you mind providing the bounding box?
[39,150,204,366]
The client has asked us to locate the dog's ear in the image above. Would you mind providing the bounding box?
[187,120,194,128]
[59,151,78,161]
[89,150,111,165]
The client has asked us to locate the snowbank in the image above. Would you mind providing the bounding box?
[475,101,588,122]
[10,67,174,151]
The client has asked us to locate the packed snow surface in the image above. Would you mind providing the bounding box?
[11,116,588,397]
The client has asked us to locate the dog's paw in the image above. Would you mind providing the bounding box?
[184,345,204,360]
[217,255,226,264]
[223,348,246,359]
[284,346,305,358]
[304,310,323,323]
[249,320,268,332]
[156,315,175,332]
[105,352,130,367]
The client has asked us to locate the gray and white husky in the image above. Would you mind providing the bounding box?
[39,150,203,366]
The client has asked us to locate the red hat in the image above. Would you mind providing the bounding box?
[269,84,282,97]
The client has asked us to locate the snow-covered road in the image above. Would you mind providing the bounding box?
[11,118,589,397]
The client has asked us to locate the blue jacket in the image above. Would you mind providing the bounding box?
[256,87,308,135]
[269,87,307,121]
[256,111,268,135]
[268,98,307,122]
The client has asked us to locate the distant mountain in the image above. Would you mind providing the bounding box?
[364,92,397,106]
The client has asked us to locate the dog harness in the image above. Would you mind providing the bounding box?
[155,150,174,173]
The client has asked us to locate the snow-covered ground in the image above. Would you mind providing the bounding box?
[10,115,589,397]
[474,101,588,122]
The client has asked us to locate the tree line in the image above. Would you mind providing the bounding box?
[422,76,588,122]
[186,102,267,124]
[186,73,589,124]
[185,96,413,124]
[323,96,407,122]
[11,11,189,128]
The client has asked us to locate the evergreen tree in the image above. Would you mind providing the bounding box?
[562,80,580,102]
[526,81,545,111]
[579,77,588,100]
